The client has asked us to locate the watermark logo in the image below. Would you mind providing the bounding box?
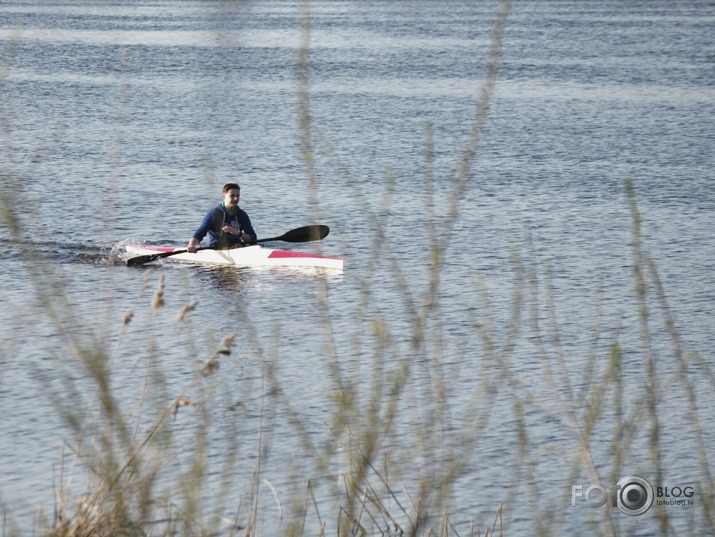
[572,476,695,515]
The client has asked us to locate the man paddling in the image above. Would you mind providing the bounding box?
[187,183,257,253]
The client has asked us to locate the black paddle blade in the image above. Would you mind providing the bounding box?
[127,245,220,267]
[127,248,189,267]
[258,225,330,243]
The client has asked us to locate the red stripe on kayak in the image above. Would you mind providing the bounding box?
[268,250,341,261]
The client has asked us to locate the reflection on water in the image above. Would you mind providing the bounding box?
[195,264,343,292]
[193,264,252,294]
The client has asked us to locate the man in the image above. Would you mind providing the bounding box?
[187,183,257,253]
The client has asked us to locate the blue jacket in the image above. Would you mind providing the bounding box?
[192,203,257,247]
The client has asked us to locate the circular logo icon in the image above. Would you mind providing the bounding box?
[616,475,654,515]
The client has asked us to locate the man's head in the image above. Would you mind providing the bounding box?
[222,183,241,210]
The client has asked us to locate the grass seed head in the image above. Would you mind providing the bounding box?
[176,300,198,322]
[220,332,238,349]
[202,357,219,377]
[151,275,165,311]
[172,397,196,418]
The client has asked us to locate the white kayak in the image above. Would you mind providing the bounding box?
[126,244,343,270]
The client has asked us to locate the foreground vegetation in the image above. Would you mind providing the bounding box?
[2,0,713,535]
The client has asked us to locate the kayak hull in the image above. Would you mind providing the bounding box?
[126,244,343,270]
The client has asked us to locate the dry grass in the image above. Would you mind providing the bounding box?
[2,0,713,535]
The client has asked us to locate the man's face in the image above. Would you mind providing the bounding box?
[223,188,240,210]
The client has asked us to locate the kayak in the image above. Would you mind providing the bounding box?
[125,244,343,270]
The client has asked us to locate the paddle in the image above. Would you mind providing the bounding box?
[256,224,329,244]
[126,225,330,267]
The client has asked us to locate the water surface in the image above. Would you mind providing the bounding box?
[1,1,713,534]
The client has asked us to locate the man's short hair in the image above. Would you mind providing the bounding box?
[222,183,240,193]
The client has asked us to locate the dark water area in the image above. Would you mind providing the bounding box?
[1,1,714,534]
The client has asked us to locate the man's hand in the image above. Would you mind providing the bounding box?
[222,225,240,235]
[223,226,249,242]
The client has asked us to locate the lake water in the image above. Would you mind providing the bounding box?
[1,1,714,535]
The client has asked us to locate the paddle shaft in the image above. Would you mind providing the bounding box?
[127,225,329,267]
